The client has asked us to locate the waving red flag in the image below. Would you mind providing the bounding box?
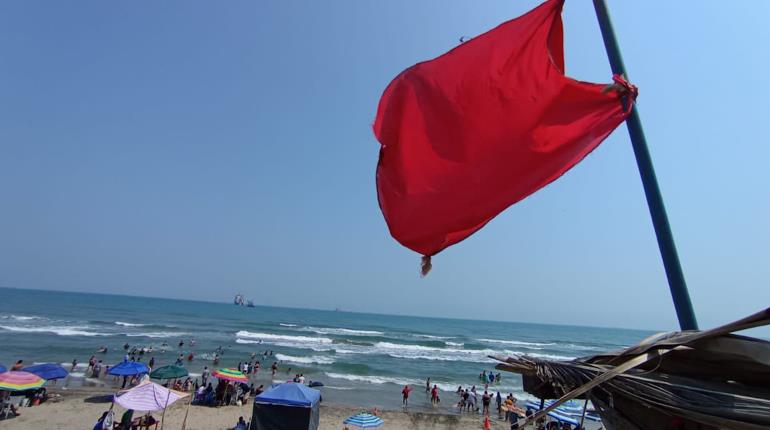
[374,0,635,270]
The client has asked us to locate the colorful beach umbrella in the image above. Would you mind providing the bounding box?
[150,365,188,380]
[344,413,384,429]
[212,368,248,383]
[0,371,46,391]
[23,363,69,380]
[114,381,188,411]
[109,360,150,376]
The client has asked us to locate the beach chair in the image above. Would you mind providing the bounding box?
[0,399,11,420]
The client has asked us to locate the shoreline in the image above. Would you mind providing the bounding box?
[1,385,513,430]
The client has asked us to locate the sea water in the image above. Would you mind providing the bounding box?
[0,287,653,411]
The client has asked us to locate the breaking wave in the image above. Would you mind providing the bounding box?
[0,325,110,337]
[298,326,384,337]
[275,353,335,365]
[236,330,333,344]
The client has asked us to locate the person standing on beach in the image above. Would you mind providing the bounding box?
[482,391,491,415]
[271,362,278,376]
[496,391,502,418]
[11,360,23,371]
[148,357,155,369]
[425,377,431,393]
[401,385,412,408]
[202,366,210,386]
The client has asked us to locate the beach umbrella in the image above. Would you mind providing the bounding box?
[109,360,150,376]
[344,413,384,429]
[150,365,188,380]
[0,371,45,391]
[212,368,248,383]
[23,363,69,380]
[114,381,188,411]
[0,364,6,373]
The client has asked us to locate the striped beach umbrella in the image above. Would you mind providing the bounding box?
[212,368,248,383]
[0,371,46,391]
[114,381,188,411]
[343,413,384,429]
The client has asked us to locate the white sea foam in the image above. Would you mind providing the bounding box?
[236,330,333,344]
[325,372,420,386]
[516,352,575,361]
[126,332,186,338]
[279,323,298,327]
[275,353,335,365]
[413,334,451,340]
[236,339,261,345]
[478,339,555,349]
[6,315,42,321]
[445,341,464,347]
[115,321,147,327]
[298,326,384,337]
[0,325,110,337]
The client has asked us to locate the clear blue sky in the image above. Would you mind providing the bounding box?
[1,1,768,332]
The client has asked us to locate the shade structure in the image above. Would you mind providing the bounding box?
[0,364,6,373]
[212,368,248,383]
[150,365,188,380]
[251,383,321,430]
[0,371,45,391]
[109,360,150,376]
[114,381,188,412]
[343,413,384,429]
[23,363,69,380]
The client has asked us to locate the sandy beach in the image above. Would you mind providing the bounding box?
[1,387,513,430]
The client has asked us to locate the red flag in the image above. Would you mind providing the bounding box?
[374,0,635,265]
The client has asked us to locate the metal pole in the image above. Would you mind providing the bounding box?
[592,0,698,330]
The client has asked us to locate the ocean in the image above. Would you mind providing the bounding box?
[0,287,653,411]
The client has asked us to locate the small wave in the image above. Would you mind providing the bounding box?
[126,332,187,338]
[324,386,355,390]
[0,325,110,337]
[514,352,575,361]
[478,339,555,348]
[5,315,43,321]
[115,321,148,327]
[413,334,451,340]
[279,323,298,327]
[275,353,335,365]
[236,339,261,345]
[236,330,333,344]
[298,326,384,337]
[445,341,464,347]
[325,372,419,386]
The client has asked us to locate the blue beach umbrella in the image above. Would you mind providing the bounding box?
[343,413,384,429]
[108,360,150,376]
[0,364,6,373]
[23,363,69,380]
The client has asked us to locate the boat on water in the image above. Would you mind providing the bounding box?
[233,293,244,306]
[246,300,255,308]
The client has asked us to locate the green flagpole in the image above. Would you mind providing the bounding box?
[592,0,698,330]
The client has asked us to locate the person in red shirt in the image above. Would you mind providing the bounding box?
[401,385,412,408]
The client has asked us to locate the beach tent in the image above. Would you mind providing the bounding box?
[250,383,321,430]
[23,363,69,380]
